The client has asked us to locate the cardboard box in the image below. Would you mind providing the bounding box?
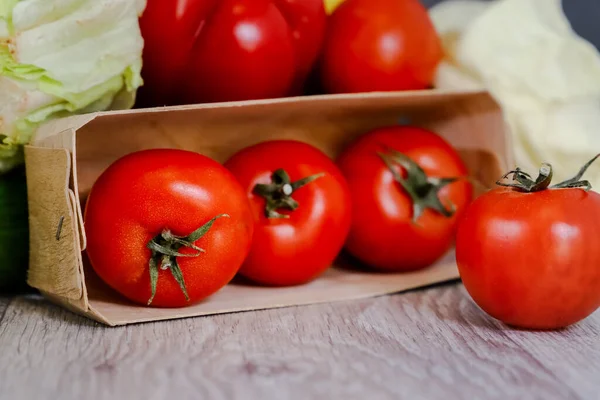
[23,89,512,326]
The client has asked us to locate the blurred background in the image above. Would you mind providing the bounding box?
[424,0,600,50]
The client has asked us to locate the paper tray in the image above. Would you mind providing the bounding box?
[24,89,512,326]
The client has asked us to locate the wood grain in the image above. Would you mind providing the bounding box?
[0,297,9,324]
[0,285,598,400]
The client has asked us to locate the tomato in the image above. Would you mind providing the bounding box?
[224,140,352,286]
[83,149,254,307]
[456,157,600,329]
[337,126,472,271]
[137,0,327,107]
[320,0,443,94]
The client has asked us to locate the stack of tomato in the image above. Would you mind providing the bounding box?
[85,120,600,328]
[136,0,443,107]
[84,124,600,330]
[84,126,470,307]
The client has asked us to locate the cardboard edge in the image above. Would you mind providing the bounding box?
[68,129,87,252]
[480,93,515,169]
[40,290,113,326]
[67,189,89,309]
[31,90,490,142]
[33,115,98,147]
[94,89,488,117]
[24,146,86,301]
[31,128,88,252]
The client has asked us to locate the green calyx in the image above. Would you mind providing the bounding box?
[145,213,229,305]
[253,169,325,219]
[378,147,459,223]
[496,154,600,193]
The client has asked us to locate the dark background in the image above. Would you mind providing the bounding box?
[423,0,600,50]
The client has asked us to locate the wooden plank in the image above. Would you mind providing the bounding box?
[0,285,598,400]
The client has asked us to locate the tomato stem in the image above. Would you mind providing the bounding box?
[253,169,325,219]
[496,154,600,193]
[145,213,229,305]
[377,147,460,223]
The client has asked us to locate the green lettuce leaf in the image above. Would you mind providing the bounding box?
[0,0,146,174]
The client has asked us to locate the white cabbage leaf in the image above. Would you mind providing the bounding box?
[430,0,600,187]
[0,0,146,173]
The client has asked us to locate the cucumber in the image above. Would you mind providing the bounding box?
[0,167,30,293]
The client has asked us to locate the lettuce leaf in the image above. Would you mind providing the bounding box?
[0,0,146,174]
[430,0,600,187]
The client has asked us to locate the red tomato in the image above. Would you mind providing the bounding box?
[456,158,600,329]
[84,149,254,307]
[337,126,472,271]
[320,0,443,93]
[138,0,327,106]
[224,140,352,286]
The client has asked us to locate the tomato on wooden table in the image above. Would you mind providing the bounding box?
[456,156,600,329]
[320,0,443,94]
[84,149,254,308]
[224,140,352,286]
[138,0,327,106]
[337,126,472,271]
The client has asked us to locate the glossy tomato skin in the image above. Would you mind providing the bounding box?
[224,140,352,286]
[337,126,472,271]
[320,0,443,94]
[84,149,254,307]
[138,0,326,106]
[456,187,600,329]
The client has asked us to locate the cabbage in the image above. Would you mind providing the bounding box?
[430,0,600,187]
[0,0,146,173]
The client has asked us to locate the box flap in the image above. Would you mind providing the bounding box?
[24,146,85,301]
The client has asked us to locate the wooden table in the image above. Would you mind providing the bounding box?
[1,282,598,400]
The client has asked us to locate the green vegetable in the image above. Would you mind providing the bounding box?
[0,0,146,173]
[0,166,29,292]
